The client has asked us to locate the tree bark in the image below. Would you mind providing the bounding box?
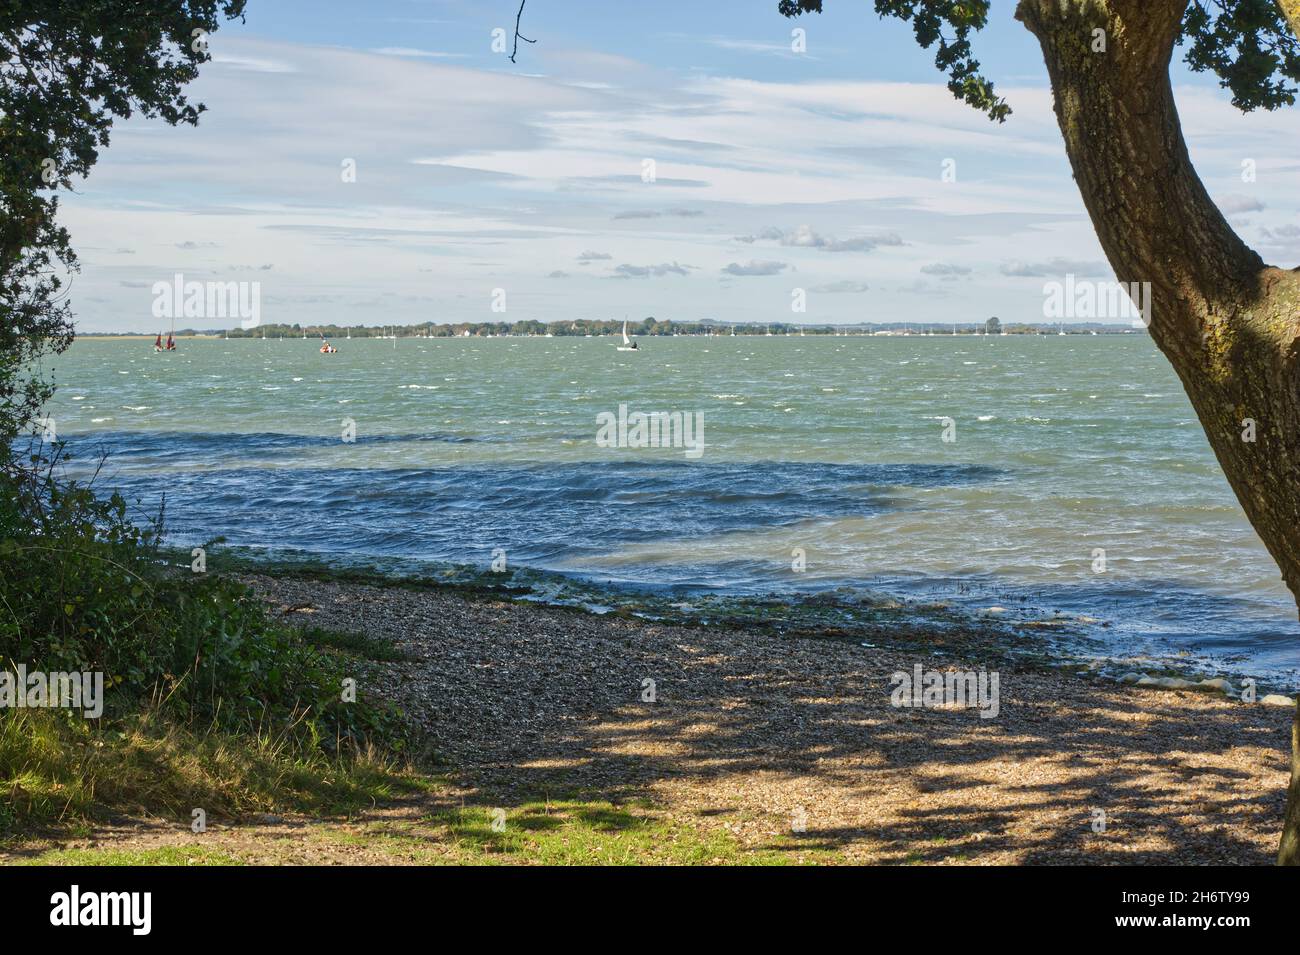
[1014,0,1300,864]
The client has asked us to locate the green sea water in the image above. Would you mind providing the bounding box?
[42,332,1300,682]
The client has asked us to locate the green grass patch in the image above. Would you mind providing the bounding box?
[18,844,245,866]
[429,798,825,866]
[0,705,424,840]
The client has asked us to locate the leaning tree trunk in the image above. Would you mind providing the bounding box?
[1015,0,1300,864]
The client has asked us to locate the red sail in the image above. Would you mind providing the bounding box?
[155,334,163,348]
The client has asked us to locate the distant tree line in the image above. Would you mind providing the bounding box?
[183,318,1140,339]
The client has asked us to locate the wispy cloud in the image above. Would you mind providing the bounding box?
[811,279,870,293]
[612,208,704,220]
[737,224,903,253]
[370,47,468,59]
[722,260,788,276]
[1000,258,1111,278]
[921,263,972,279]
[611,261,693,278]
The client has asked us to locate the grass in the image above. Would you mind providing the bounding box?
[7,790,838,865]
[18,845,244,866]
[0,460,426,842]
[0,707,424,841]
[433,799,811,865]
[308,796,833,866]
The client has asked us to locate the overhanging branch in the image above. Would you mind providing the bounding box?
[509,0,536,63]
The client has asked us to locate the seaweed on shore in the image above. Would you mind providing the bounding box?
[194,545,1103,674]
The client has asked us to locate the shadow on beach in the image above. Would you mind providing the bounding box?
[254,573,1292,865]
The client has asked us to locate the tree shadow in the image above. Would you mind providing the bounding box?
[364,591,1292,866]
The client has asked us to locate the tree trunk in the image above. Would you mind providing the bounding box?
[1015,0,1300,864]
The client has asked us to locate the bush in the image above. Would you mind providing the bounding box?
[0,444,410,755]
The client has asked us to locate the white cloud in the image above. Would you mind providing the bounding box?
[55,35,1300,331]
[722,260,788,276]
[370,47,468,59]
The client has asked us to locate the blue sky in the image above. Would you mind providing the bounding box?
[61,0,1300,331]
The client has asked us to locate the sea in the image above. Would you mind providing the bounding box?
[41,332,1300,686]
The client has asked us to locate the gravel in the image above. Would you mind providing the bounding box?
[250,573,1295,865]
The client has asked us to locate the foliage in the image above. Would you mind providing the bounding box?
[1180,0,1300,110]
[779,0,1008,120]
[778,1,1300,119]
[0,1,247,447]
[0,442,417,833]
[0,445,411,746]
[0,5,427,838]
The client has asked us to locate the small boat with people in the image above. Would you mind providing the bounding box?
[615,318,639,352]
[316,330,338,353]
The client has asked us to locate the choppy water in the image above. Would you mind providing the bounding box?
[43,334,1300,683]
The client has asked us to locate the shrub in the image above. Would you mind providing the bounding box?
[0,443,410,752]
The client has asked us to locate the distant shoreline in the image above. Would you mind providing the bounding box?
[77,333,221,340]
[75,327,1148,340]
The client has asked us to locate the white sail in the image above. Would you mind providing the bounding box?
[622,320,630,345]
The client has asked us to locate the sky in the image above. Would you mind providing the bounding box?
[58,0,1300,332]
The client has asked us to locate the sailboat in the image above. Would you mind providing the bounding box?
[616,318,639,352]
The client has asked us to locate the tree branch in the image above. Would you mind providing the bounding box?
[509,0,536,63]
